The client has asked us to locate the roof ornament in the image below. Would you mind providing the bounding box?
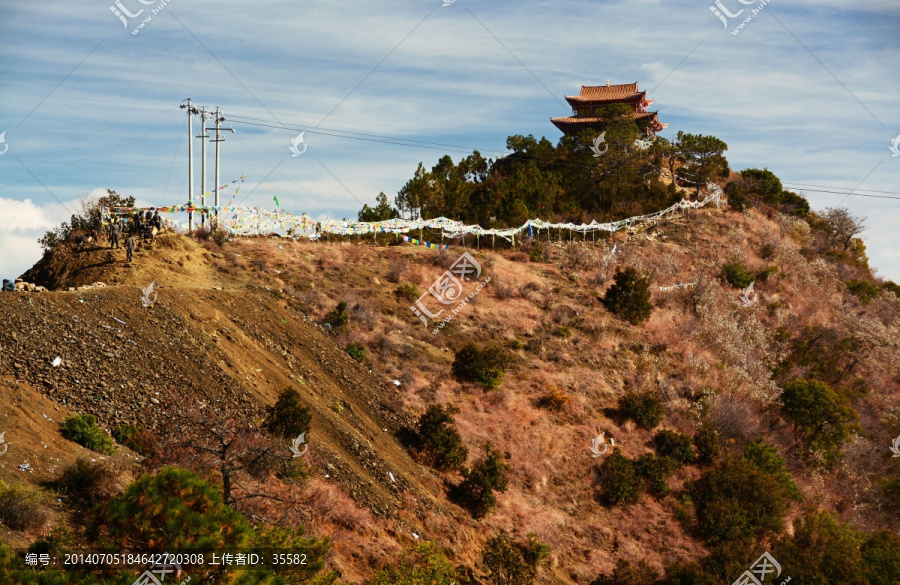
[606,79,610,86]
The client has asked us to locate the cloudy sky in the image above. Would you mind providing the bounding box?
[1,0,898,280]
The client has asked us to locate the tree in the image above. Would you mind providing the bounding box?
[773,511,868,585]
[413,404,468,472]
[602,267,653,325]
[619,391,666,429]
[676,132,729,196]
[38,189,135,252]
[741,438,802,501]
[653,430,695,465]
[358,192,400,222]
[861,530,900,585]
[597,451,641,506]
[483,534,534,585]
[369,541,460,585]
[819,207,867,251]
[454,443,510,518]
[779,379,859,467]
[264,387,312,439]
[452,343,510,390]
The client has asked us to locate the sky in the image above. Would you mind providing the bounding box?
[1,0,899,281]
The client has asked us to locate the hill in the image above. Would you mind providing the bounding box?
[2,203,900,584]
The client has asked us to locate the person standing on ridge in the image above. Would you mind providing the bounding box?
[125,232,135,263]
[110,220,120,249]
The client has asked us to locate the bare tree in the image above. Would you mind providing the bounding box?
[820,207,867,251]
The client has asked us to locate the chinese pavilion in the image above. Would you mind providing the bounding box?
[551,81,667,136]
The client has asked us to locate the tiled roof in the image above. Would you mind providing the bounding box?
[565,82,644,103]
[550,111,659,124]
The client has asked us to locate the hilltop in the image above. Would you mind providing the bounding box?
[2,200,900,584]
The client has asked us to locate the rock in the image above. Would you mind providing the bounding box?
[103,352,115,359]
[150,397,160,405]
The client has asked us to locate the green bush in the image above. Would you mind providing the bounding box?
[483,534,534,585]
[688,457,788,545]
[635,454,677,498]
[395,283,420,301]
[61,414,115,455]
[591,559,660,585]
[773,511,868,585]
[741,438,802,501]
[602,267,653,325]
[324,301,349,329]
[346,342,367,362]
[755,265,779,282]
[652,430,695,465]
[454,443,510,518]
[721,261,754,289]
[845,279,880,304]
[0,481,47,532]
[597,451,641,506]
[414,404,468,472]
[452,343,509,390]
[56,458,118,505]
[780,379,859,468]
[554,326,573,338]
[883,280,900,299]
[368,541,460,585]
[862,530,900,585]
[620,391,666,429]
[693,427,720,466]
[112,422,154,456]
[264,387,312,439]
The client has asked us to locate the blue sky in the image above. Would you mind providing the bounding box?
[1,0,899,280]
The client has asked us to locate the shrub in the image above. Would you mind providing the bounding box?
[741,438,802,501]
[597,451,641,506]
[620,391,666,429]
[688,457,788,545]
[368,541,460,585]
[413,405,468,472]
[61,414,115,455]
[755,265,779,282]
[591,559,660,585]
[56,457,119,505]
[452,343,509,390]
[0,481,47,532]
[652,430,695,465]
[773,511,868,585]
[264,387,312,439]
[535,387,571,412]
[845,279,880,304]
[483,534,534,585]
[522,532,552,572]
[510,339,524,350]
[112,422,154,456]
[346,342,367,362]
[635,454,677,498]
[554,326,572,338]
[721,261,754,289]
[602,267,653,325]
[27,526,74,559]
[395,283,420,301]
[693,427,720,466]
[454,443,510,518]
[780,379,859,468]
[883,280,900,299]
[862,530,900,585]
[323,301,349,329]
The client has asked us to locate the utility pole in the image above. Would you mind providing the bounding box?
[180,99,197,231]
[211,107,235,227]
[198,107,211,229]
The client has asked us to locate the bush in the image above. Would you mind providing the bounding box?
[780,379,859,468]
[454,443,510,518]
[688,457,788,545]
[112,423,154,456]
[413,405,468,472]
[845,279,880,304]
[741,438,802,501]
[56,458,118,505]
[773,511,868,585]
[883,280,900,299]
[395,283,420,301]
[721,261,754,289]
[620,391,666,429]
[693,427,720,466]
[755,265,779,282]
[368,541,460,585]
[323,301,349,329]
[862,530,900,585]
[535,387,571,412]
[635,454,677,498]
[61,414,115,455]
[264,387,312,439]
[0,481,47,532]
[554,326,572,338]
[652,430,695,465]
[452,343,509,390]
[483,534,534,585]
[346,342,367,362]
[602,267,653,325]
[591,559,660,585]
[597,451,641,506]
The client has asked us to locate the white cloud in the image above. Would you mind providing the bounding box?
[0,197,75,280]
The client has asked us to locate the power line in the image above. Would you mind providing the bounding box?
[782,182,900,197]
